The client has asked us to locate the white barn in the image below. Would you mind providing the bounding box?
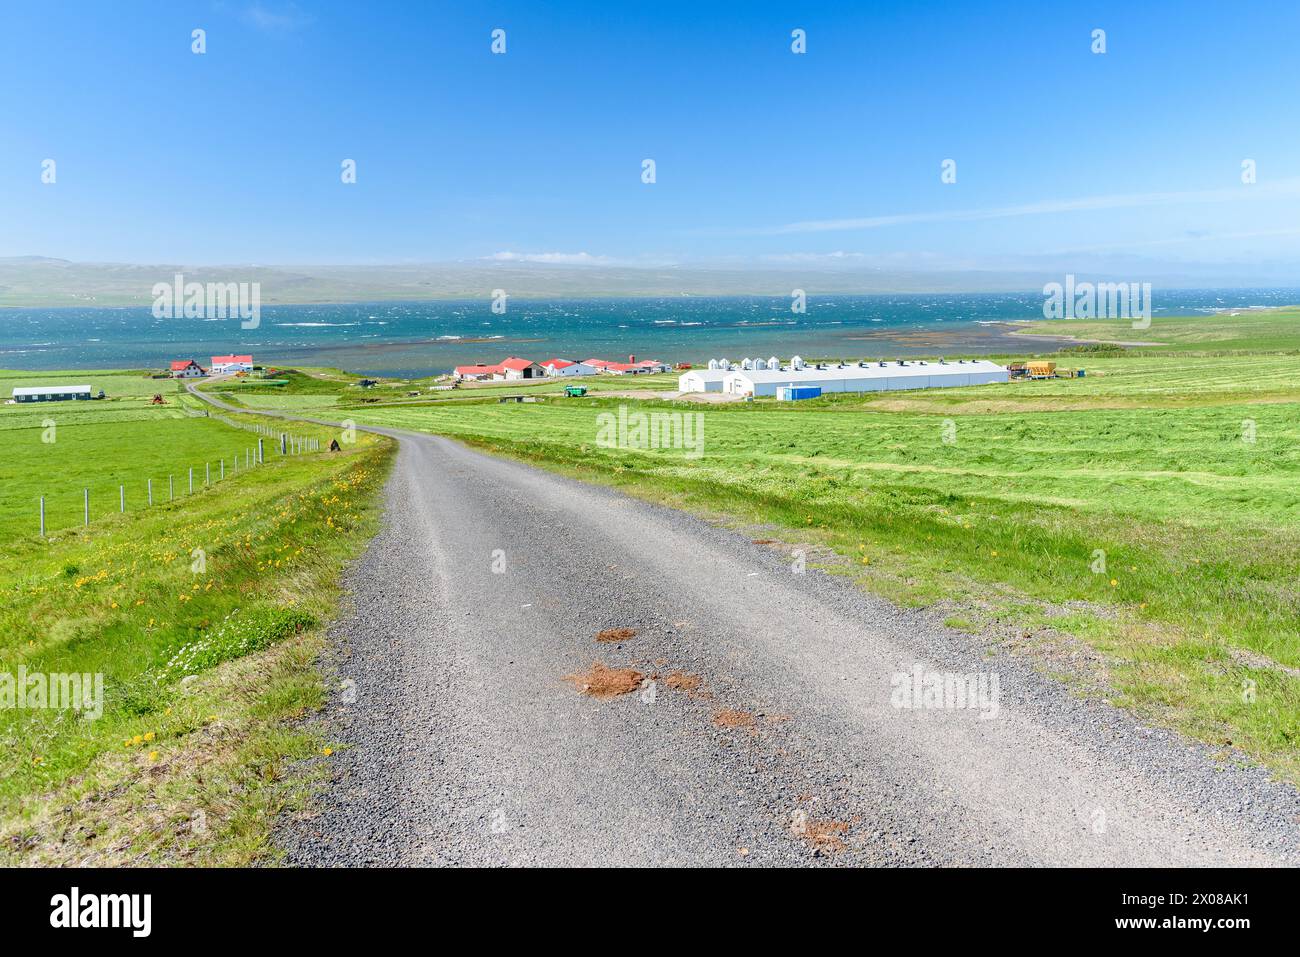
[541,359,599,377]
[722,359,1008,397]
[678,369,731,393]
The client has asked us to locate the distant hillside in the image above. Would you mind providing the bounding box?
[0,258,1292,308]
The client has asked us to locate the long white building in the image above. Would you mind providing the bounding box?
[721,359,1008,397]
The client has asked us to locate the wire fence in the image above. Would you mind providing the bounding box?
[36,416,328,538]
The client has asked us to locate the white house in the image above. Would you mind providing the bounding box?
[211,354,254,374]
[722,359,1008,397]
[494,357,545,380]
[677,369,731,392]
[541,358,599,377]
[13,385,94,403]
[170,359,206,378]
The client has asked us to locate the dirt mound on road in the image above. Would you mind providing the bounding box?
[712,708,756,729]
[595,627,638,642]
[563,662,645,698]
[665,671,702,693]
[796,819,849,854]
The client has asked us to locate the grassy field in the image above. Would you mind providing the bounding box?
[0,372,342,540]
[0,369,393,864]
[1017,305,1300,352]
[334,338,1300,784]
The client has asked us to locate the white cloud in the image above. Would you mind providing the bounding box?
[757,179,1300,236]
[485,251,611,265]
[242,3,313,31]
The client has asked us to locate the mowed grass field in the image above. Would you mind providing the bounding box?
[0,368,393,864]
[339,344,1300,782]
[0,374,337,540]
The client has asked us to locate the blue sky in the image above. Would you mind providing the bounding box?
[2,0,1298,275]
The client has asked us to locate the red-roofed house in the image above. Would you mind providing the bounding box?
[494,357,544,380]
[169,359,206,378]
[597,361,659,375]
[541,358,598,377]
[211,354,254,374]
[454,363,501,381]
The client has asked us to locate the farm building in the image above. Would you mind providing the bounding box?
[541,358,599,377]
[677,369,730,392]
[211,354,254,374]
[454,363,499,381]
[583,357,665,375]
[170,359,206,378]
[722,359,1009,397]
[495,357,545,380]
[456,357,545,381]
[12,384,94,403]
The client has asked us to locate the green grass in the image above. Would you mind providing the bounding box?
[338,347,1300,783]
[0,368,394,864]
[0,371,345,540]
[0,368,185,400]
[199,365,683,416]
[1018,305,1300,353]
[210,367,362,396]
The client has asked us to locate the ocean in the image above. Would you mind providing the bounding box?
[1,290,1294,377]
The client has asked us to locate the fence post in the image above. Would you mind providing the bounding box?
[148,478,153,506]
[189,468,194,494]
[84,488,89,526]
[258,438,264,464]
[119,485,124,512]
[169,475,174,501]
[221,459,225,480]
[39,496,45,537]
[280,433,287,455]
[206,463,210,486]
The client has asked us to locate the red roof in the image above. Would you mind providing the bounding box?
[211,354,253,364]
[455,364,501,375]
[170,359,201,370]
[583,359,612,368]
[541,359,575,369]
[498,357,537,371]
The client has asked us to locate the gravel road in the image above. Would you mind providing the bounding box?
[188,383,1300,866]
